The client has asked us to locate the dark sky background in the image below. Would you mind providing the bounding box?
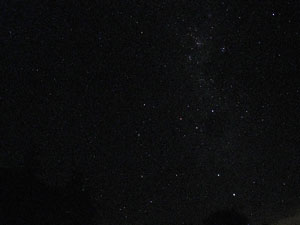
[1,0,300,224]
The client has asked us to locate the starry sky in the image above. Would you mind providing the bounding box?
[1,0,300,224]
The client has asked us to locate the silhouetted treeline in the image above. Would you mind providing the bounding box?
[203,208,250,225]
[0,151,271,225]
[139,208,269,225]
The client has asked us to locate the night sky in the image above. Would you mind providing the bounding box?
[1,0,300,224]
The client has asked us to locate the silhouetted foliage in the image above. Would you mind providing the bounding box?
[203,208,249,225]
[0,154,96,225]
